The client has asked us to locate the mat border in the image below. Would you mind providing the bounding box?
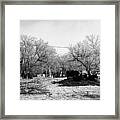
[0,0,119,119]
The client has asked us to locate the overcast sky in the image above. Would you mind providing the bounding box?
[20,20,100,55]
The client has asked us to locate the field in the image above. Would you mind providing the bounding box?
[20,77,100,100]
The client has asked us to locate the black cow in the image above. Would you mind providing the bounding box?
[66,70,80,81]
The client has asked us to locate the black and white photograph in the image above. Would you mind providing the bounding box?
[20,20,100,100]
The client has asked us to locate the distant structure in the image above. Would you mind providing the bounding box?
[50,46,69,55]
[50,46,69,49]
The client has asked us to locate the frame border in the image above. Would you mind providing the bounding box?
[0,0,119,119]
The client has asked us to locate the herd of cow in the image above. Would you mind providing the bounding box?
[21,69,100,84]
[66,70,99,82]
[52,70,100,86]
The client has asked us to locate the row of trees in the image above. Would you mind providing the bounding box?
[20,34,100,79]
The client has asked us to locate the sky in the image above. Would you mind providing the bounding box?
[20,20,100,55]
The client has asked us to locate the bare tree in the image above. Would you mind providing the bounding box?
[69,34,100,76]
[20,34,57,79]
[20,35,37,78]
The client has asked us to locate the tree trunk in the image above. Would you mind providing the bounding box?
[86,67,91,78]
[49,67,52,77]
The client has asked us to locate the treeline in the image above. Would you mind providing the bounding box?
[20,34,100,79]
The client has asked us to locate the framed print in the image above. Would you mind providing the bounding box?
[0,0,119,119]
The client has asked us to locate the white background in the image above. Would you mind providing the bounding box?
[5,5,115,115]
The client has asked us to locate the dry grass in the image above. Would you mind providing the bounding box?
[20,77,100,100]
